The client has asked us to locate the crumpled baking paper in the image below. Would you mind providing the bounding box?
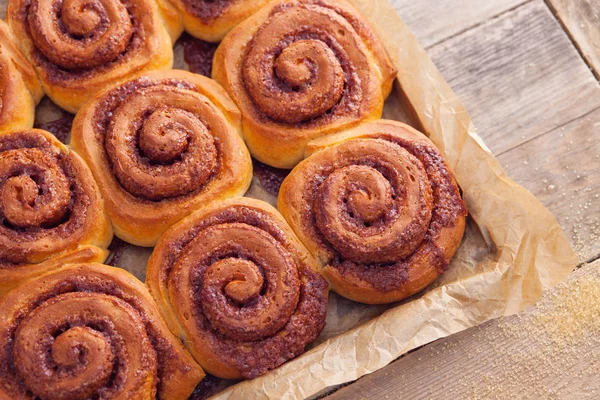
[18,0,578,398]
[208,0,577,398]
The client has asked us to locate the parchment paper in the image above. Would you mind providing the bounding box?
[206,0,578,397]
[13,0,578,398]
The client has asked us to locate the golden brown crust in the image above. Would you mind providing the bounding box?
[0,263,205,400]
[146,197,329,379]
[0,20,42,133]
[278,120,468,304]
[0,245,108,299]
[213,0,397,168]
[70,70,252,247]
[168,0,273,42]
[0,129,113,297]
[155,0,185,42]
[7,0,174,113]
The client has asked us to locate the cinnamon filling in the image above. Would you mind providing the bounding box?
[160,205,328,378]
[240,3,369,127]
[178,33,218,77]
[0,131,93,264]
[252,160,290,197]
[91,77,224,202]
[28,0,133,70]
[34,112,74,143]
[14,0,151,84]
[0,269,186,399]
[300,135,468,292]
[177,0,234,23]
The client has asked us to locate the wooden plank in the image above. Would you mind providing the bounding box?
[390,0,528,48]
[325,259,600,400]
[547,0,600,79]
[498,107,600,263]
[427,0,600,155]
[326,105,600,400]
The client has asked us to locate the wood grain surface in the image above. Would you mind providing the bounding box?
[499,108,600,262]
[325,0,600,398]
[426,0,600,155]
[390,0,527,48]
[326,259,600,400]
[0,0,597,397]
[547,0,600,78]
[397,0,600,261]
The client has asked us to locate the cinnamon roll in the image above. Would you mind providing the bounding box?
[167,0,272,42]
[6,0,175,113]
[70,70,253,247]
[213,0,397,168]
[0,129,112,296]
[0,20,43,133]
[146,197,329,379]
[278,120,468,304]
[0,263,205,399]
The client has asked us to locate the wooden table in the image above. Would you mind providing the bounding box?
[1,1,594,397]
[323,1,600,398]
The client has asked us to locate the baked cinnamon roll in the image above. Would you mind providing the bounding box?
[70,70,252,246]
[278,120,468,304]
[7,0,175,113]
[213,0,397,168]
[0,263,205,399]
[146,197,328,379]
[0,20,43,133]
[0,129,112,296]
[167,0,272,42]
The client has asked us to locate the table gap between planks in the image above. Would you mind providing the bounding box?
[322,0,600,398]
[0,0,596,397]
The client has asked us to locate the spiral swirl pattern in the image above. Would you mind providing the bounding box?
[0,263,204,400]
[0,20,43,133]
[213,0,397,168]
[146,198,328,379]
[278,120,468,304]
[0,130,112,295]
[7,0,174,112]
[27,0,133,70]
[70,70,252,246]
